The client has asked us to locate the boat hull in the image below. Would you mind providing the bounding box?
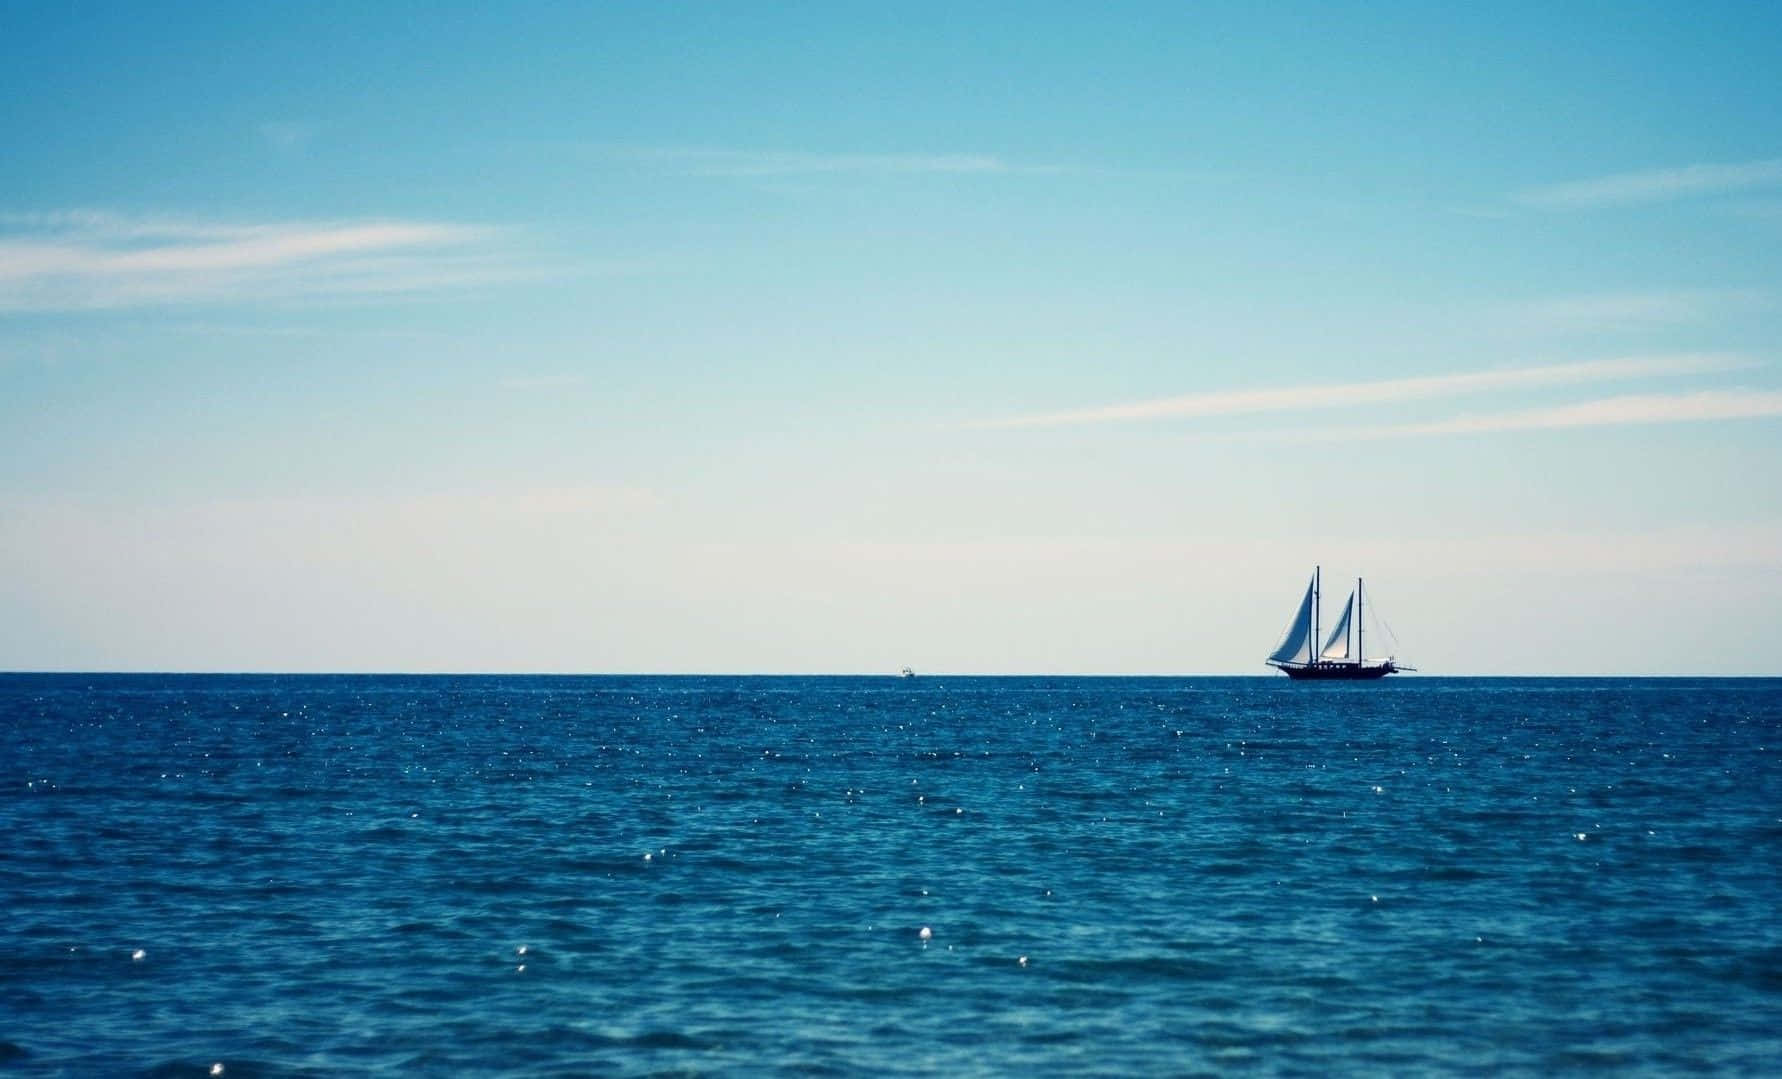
[1275,661,1398,680]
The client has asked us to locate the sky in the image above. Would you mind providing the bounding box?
[3,1,1781,675]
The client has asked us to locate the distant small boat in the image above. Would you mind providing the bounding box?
[1267,566,1414,680]
[900,667,916,679]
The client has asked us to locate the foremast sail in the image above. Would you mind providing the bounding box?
[1268,574,1317,665]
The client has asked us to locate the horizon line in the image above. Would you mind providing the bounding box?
[2,669,1774,679]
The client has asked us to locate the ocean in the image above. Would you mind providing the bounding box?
[2,674,1779,1076]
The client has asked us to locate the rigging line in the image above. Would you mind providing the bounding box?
[1378,614,1402,649]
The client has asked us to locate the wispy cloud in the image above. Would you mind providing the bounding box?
[0,209,535,311]
[1376,388,1782,437]
[971,353,1751,430]
[498,373,589,391]
[1517,158,1782,209]
[604,146,1055,178]
[1508,288,1767,332]
[1211,388,1782,446]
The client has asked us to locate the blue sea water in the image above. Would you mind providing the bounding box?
[2,675,1780,1076]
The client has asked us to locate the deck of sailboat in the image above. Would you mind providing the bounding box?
[1273,661,1397,681]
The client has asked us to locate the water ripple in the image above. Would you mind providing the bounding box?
[2,674,1779,1075]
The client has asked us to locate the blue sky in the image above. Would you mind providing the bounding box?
[3,2,1781,673]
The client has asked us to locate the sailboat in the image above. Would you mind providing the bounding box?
[1267,566,1413,680]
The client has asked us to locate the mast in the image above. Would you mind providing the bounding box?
[1313,566,1321,667]
[1356,577,1363,665]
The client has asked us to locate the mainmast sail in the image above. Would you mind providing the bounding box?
[1319,592,1355,660]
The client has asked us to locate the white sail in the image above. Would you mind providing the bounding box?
[1268,575,1316,664]
[1320,592,1354,659]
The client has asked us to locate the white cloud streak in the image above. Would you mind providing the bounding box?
[1518,158,1782,209]
[972,353,1752,430]
[1373,388,1782,437]
[1509,288,1766,332]
[0,210,529,311]
[498,373,589,391]
[606,146,1049,177]
[1220,388,1782,445]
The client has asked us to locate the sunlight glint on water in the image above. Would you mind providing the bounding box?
[1,674,1779,1075]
